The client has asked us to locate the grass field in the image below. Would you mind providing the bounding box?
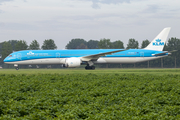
[1,68,180,75]
[0,68,180,119]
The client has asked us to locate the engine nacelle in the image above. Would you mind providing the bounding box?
[62,58,82,68]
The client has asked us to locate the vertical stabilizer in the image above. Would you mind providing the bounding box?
[144,27,171,51]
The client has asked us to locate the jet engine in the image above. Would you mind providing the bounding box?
[62,58,82,68]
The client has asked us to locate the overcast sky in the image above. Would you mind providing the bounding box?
[0,0,180,49]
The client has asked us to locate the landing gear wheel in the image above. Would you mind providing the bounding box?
[85,66,90,70]
[85,65,95,70]
[16,67,19,70]
[91,66,95,70]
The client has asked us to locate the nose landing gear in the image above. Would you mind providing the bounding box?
[14,64,19,70]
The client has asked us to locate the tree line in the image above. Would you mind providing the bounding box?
[0,37,179,68]
[65,38,149,49]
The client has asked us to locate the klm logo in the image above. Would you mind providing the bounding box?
[27,51,34,55]
[153,39,164,46]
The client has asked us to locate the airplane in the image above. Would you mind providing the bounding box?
[4,27,175,70]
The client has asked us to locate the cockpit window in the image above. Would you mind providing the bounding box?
[9,55,12,57]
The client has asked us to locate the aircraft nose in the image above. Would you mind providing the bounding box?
[3,58,8,63]
[3,57,9,63]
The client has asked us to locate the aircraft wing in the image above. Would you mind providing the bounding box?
[152,50,177,56]
[80,49,126,61]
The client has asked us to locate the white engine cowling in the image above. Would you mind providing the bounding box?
[63,58,82,68]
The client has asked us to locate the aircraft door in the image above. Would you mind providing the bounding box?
[17,53,22,60]
[56,52,61,64]
[140,52,144,57]
[56,53,60,58]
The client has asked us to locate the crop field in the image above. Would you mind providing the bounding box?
[0,69,180,119]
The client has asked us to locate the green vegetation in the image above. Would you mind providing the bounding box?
[0,69,180,119]
[1,68,180,75]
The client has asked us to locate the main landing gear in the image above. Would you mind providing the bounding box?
[85,61,95,70]
[85,64,95,70]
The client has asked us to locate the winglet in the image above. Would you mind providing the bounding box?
[145,27,171,51]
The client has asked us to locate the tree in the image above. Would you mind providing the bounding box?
[87,40,99,49]
[1,42,13,60]
[141,39,150,48]
[111,40,124,49]
[66,39,87,49]
[29,40,40,50]
[164,37,180,68]
[126,38,139,49]
[98,38,112,49]
[15,40,28,51]
[0,42,3,57]
[165,37,180,51]
[77,43,88,49]
[8,40,18,51]
[41,39,57,50]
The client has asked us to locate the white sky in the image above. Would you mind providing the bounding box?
[0,0,180,49]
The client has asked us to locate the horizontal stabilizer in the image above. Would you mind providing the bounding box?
[152,50,177,56]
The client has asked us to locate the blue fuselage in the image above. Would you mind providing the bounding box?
[4,49,167,64]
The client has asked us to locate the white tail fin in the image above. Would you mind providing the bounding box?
[144,27,171,51]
